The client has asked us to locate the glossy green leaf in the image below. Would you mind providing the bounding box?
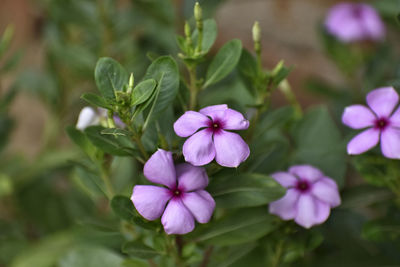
[204,39,242,88]
[110,195,136,221]
[192,18,217,54]
[122,241,163,259]
[208,173,286,208]
[193,207,278,245]
[100,128,132,137]
[142,56,179,124]
[81,93,112,109]
[66,126,96,158]
[291,106,346,187]
[131,79,157,106]
[94,57,129,102]
[84,126,136,156]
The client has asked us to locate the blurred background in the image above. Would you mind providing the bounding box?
[1,0,400,266]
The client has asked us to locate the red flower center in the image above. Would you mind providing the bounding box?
[296,180,311,192]
[374,117,389,130]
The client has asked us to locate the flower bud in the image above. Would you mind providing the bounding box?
[184,21,191,38]
[252,21,261,43]
[194,2,202,22]
[127,73,134,94]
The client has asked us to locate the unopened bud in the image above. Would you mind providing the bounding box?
[252,21,261,43]
[184,21,191,38]
[194,2,202,22]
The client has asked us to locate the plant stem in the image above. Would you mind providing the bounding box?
[271,239,285,267]
[188,65,199,110]
[164,234,186,267]
[133,134,149,160]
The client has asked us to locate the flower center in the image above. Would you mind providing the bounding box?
[296,180,311,192]
[170,187,183,198]
[351,6,363,18]
[207,119,224,133]
[374,117,389,130]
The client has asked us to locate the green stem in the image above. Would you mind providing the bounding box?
[188,65,199,110]
[271,239,285,267]
[164,234,186,267]
[133,134,149,160]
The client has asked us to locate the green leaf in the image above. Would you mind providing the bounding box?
[208,173,286,209]
[110,195,136,221]
[94,57,129,102]
[142,56,179,124]
[204,39,242,88]
[66,126,96,158]
[291,106,346,187]
[81,93,112,109]
[59,246,123,267]
[84,126,136,156]
[131,79,157,106]
[192,18,217,54]
[193,207,278,245]
[362,219,400,242]
[100,128,132,137]
[122,241,163,259]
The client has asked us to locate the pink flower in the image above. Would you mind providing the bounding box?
[131,149,215,235]
[269,165,341,229]
[325,3,385,43]
[342,87,400,159]
[173,104,250,168]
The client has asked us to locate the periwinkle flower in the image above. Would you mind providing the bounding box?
[342,87,400,159]
[325,3,385,43]
[174,104,250,168]
[269,165,341,229]
[76,107,125,130]
[131,149,215,235]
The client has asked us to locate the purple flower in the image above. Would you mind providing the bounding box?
[76,107,125,130]
[325,3,385,43]
[269,165,341,229]
[174,104,250,168]
[131,149,215,235]
[342,87,400,159]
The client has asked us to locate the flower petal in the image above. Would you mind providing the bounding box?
[183,129,215,166]
[271,172,298,188]
[313,200,331,225]
[347,128,379,155]
[173,111,210,137]
[269,189,300,220]
[380,127,400,159]
[366,87,399,117]
[288,165,323,183]
[199,104,228,120]
[76,107,99,130]
[214,130,250,168]
[389,106,400,127]
[176,163,208,192]
[221,108,250,130]
[161,198,195,235]
[294,194,318,229]
[131,185,171,220]
[361,4,385,41]
[312,177,341,207]
[143,149,176,188]
[181,190,215,223]
[342,105,375,129]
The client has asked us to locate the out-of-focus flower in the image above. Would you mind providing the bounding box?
[269,165,341,229]
[174,104,250,168]
[131,149,215,235]
[76,107,125,130]
[342,87,400,159]
[324,3,385,43]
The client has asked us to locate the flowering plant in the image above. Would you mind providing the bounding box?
[3,1,400,266]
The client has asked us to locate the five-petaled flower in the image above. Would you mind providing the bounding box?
[131,149,216,235]
[173,104,250,168]
[269,165,341,229]
[342,87,400,159]
[325,3,385,43]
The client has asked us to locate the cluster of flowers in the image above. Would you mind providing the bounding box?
[76,2,389,235]
[128,105,341,234]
